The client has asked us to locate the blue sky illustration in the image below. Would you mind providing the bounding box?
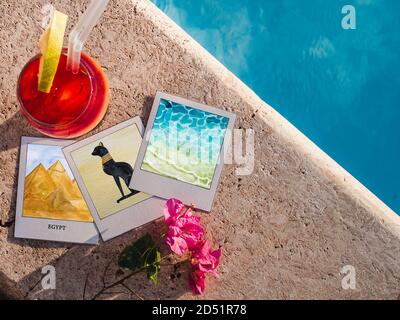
[26,144,74,179]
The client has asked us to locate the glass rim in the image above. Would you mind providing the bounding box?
[17,49,94,128]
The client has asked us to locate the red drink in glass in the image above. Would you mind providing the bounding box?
[17,49,109,138]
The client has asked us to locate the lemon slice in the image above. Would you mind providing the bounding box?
[38,9,68,93]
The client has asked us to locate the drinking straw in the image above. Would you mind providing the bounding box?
[67,0,109,74]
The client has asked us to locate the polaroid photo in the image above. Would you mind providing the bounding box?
[62,117,165,241]
[130,92,236,212]
[14,137,99,244]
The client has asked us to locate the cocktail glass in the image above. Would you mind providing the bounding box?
[17,48,109,138]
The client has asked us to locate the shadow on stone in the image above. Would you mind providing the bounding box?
[0,271,25,300]
[0,112,36,153]
[1,112,42,227]
[17,219,190,300]
[140,95,154,127]
[1,147,20,228]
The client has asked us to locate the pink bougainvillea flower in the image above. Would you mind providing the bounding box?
[163,198,222,295]
[189,269,206,295]
[174,213,204,243]
[191,240,222,276]
[165,217,204,256]
[165,226,188,256]
[164,199,204,256]
[163,198,186,225]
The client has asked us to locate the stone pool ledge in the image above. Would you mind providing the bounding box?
[0,0,399,299]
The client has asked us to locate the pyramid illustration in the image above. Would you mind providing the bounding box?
[47,161,82,199]
[23,161,92,222]
[24,164,57,213]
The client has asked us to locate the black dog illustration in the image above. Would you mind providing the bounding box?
[91,142,139,203]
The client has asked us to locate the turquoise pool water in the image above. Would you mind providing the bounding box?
[154,0,400,214]
[142,98,228,189]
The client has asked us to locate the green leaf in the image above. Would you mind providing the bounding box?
[146,250,161,284]
[118,233,153,271]
[118,233,161,284]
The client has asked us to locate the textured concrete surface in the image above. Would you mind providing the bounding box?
[1,0,399,299]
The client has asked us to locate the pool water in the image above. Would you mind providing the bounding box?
[153,0,400,214]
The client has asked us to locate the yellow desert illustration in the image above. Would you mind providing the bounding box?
[23,161,93,222]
